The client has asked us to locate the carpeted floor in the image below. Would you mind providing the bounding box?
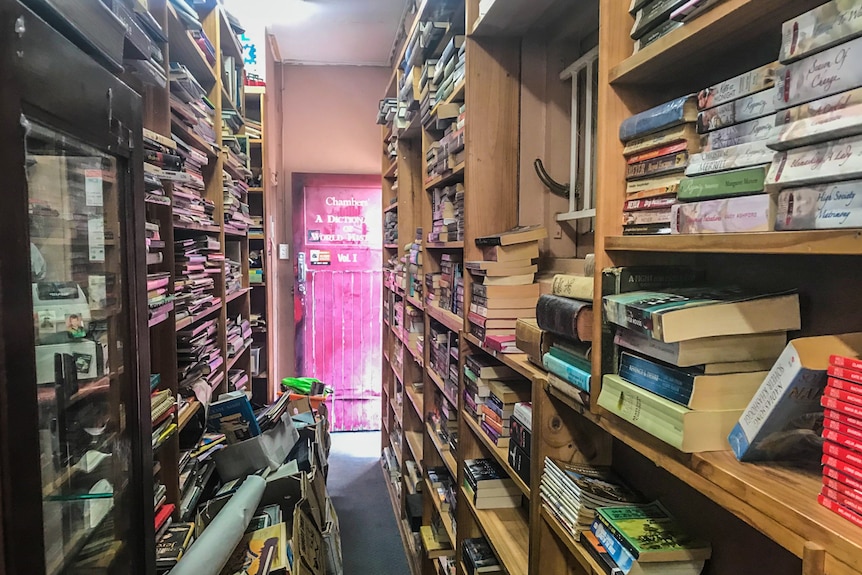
[328,431,411,575]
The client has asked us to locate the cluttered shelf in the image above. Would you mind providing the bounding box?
[546,383,862,573]
[608,0,824,85]
[604,231,862,255]
[428,367,457,408]
[460,486,529,575]
[426,302,462,334]
[424,163,465,191]
[462,410,530,498]
[427,422,457,478]
[425,476,457,545]
[175,301,223,331]
[430,80,465,118]
[406,294,424,311]
[464,334,546,382]
[166,5,217,91]
[177,399,201,432]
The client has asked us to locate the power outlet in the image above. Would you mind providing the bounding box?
[278,244,290,260]
[553,225,563,239]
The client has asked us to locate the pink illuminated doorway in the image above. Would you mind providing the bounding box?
[293,174,382,431]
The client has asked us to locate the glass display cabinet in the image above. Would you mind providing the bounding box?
[0,2,151,574]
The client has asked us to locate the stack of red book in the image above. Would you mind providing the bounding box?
[819,354,862,528]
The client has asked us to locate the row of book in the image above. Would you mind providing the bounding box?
[463,354,530,455]
[177,316,223,392]
[429,323,460,404]
[426,105,466,181]
[428,184,464,243]
[174,235,222,323]
[628,0,725,55]
[147,272,173,326]
[620,0,862,235]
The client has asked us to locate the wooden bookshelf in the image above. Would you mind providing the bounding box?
[460,487,529,575]
[605,230,862,255]
[462,411,530,498]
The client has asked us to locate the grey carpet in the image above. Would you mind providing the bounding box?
[328,431,411,575]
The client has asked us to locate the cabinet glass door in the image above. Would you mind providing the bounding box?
[26,118,132,575]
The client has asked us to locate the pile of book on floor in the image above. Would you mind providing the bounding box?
[177,317,223,391]
[767,1,862,232]
[223,170,253,234]
[428,184,464,243]
[600,284,801,452]
[508,402,532,486]
[820,353,862,527]
[467,225,546,352]
[463,354,529,451]
[152,388,177,451]
[540,458,641,539]
[619,95,699,235]
[439,253,463,316]
[462,537,502,575]
[590,501,712,575]
[464,458,521,509]
[536,269,595,401]
[147,272,173,326]
[629,0,726,55]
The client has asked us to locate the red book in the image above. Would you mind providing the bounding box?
[485,334,517,353]
[831,355,862,371]
[823,453,862,483]
[824,415,862,441]
[825,408,862,432]
[626,141,690,164]
[822,395,862,420]
[829,365,862,385]
[824,465,862,492]
[623,196,677,212]
[822,486,862,517]
[818,494,862,529]
[825,383,862,407]
[823,428,862,453]
[823,476,862,506]
[155,503,175,530]
[828,377,862,400]
[823,441,862,469]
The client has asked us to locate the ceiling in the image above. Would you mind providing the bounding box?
[225,0,406,67]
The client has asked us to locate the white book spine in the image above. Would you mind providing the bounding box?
[687,141,776,175]
[776,35,862,110]
[769,102,862,151]
[671,194,776,234]
[780,0,862,64]
[775,86,862,126]
[697,86,779,133]
[699,62,778,109]
[700,114,782,152]
[775,181,862,230]
[767,133,862,188]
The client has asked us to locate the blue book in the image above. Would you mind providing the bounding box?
[542,353,591,393]
[207,392,261,443]
[619,95,697,142]
[591,518,635,574]
[619,352,695,406]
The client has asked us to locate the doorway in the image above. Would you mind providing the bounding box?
[293,174,383,431]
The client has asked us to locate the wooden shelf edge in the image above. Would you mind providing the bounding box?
[177,400,202,432]
[604,230,862,255]
[462,409,530,498]
[405,383,424,418]
[425,476,458,545]
[427,302,463,333]
[540,508,604,575]
[460,486,529,575]
[428,367,457,408]
[405,430,424,467]
[464,334,546,382]
[425,241,464,249]
[427,422,458,478]
[424,163,465,191]
[384,201,399,213]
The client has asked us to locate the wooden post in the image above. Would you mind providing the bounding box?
[802,542,825,575]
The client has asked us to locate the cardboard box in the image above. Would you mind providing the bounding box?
[294,501,325,575]
[214,413,299,481]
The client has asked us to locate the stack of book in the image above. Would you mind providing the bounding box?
[377,97,397,125]
[177,318,222,391]
[173,235,221,321]
[147,272,173,326]
[430,324,459,402]
[425,272,442,307]
[670,64,779,234]
[118,0,167,88]
[600,287,801,452]
[398,67,419,126]
[244,118,262,139]
[538,271,595,399]
[619,97,699,235]
[145,221,165,267]
[408,232,423,298]
[439,253,463,316]
[429,184,462,243]
[464,458,521,509]
[254,390,293,432]
[629,0,724,55]
[228,368,248,393]
[820,354,862,527]
[178,448,218,521]
[467,226,546,352]
[434,36,465,106]
[404,19,449,69]
[463,355,514,422]
[151,388,177,451]
[225,255,242,297]
[420,58,440,126]
[155,523,195,574]
[591,502,711,575]
[426,105,466,180]
[464,356,529,449]
[462,537,502,575]
[428,389,459,451]
[226,314,252,362]
[768,3,862,231]
[169,67,217,148]
[384,210,398,244]
[540,459,642,538]
[223,171,253,234]
[508,402,532,486]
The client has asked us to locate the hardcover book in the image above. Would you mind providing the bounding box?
[697,62,778,111]
[551,274,594,301]
[633,19,683,53]
[543,353,591,393]
[677,165,767,201]
[699,115,780,152]
[780,0,862,64]
[775,181,862,230]
[536,295,593,342]
[671,193,776,234]
[619,95,698,142]
[766,134,862,190]
[474,225,547,247]
[207,392,262,443]
[776,35,862,109]
[729,333,862,462]
[696,86,779,133]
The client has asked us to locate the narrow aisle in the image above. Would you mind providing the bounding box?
[328,431,411,575]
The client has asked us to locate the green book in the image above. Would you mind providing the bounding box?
[677,165,767,201]
[595,502,711,563]
[597,375,742,453]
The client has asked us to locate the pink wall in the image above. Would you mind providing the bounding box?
[273,65,389,382]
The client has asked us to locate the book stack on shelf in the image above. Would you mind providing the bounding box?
[426,105,466,179]
[147,271,173,326]
[467,226,546,352]
[226,314,252,362]
[430,324,459,402]
[434,35,465,106]
[428,184,463,242]
[173,235,220,321]
[768,3,862,231]
[429,389,459,453]
[439,253,463,316]
[420,57,441,126]
[591,502,712,575]
[385,209,399,245]
[540,459,642,540]
[619,97,699,235]
[224,254,242,296]
[145,220,165,265]
[462,537,502,575]
[464,458,522,510]
[398,66,419,128]
[177,317,223,392]
[536,271,595,403]
[152,388,178,451]
[507,402,531,486]
[629,0,726,55]
[600,287,801,452]
[378,97,398,125]
[463,355,529,450]
[223,171,253,235]
[408,231,424,298]
[118,0,168,88]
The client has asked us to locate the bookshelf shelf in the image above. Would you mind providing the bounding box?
[539,509,604,575]
[425,477,457,545]
[427,422,458,478]
[405,383,424,418]
[219,9,243,61]
[384,201,399,213]
[406,294,424,311]
[405,430,425,468]
[148,311,173,329]
[430,80,465,119]
[175,301,223,331]
[173,221,221,233]
[166,5,217,91]
[425,241,464,249]
[248,234,265,240]
[608,0,823,86]
[169,116,219,159]
[462,410,530,498]
[224,229,248,238]
[225,288,249,303]
[392,362,404,387]
[384,161,398,179]
[384,243,400,249]
[427,302,462,333]
[470,0,571,37]
[460,487,529,575]
[227,344,251,370]
[424,163,465,191]
[428,367,457,408]
[248,186,264,192]
[464,335,544,382]
[605,230,862,255]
